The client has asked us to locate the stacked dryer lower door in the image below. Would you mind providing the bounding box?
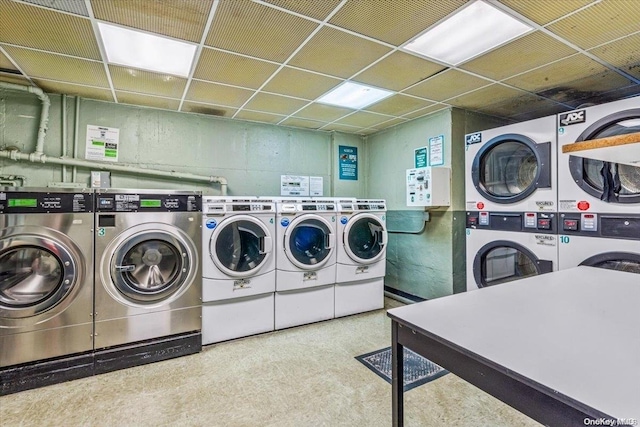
[0,188,94,394]
[201,197,276,344]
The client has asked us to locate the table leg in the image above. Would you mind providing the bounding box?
[392,320,404,427]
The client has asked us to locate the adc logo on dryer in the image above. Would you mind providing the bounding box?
[559,110,586,126]
[465,132,482,145]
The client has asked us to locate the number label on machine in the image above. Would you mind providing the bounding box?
[406,167,451,207]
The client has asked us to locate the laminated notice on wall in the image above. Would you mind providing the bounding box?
[281,175,310,196]
[310,176,323,196]
[86,125,119,162]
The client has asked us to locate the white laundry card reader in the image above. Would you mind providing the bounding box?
[406,167,451,207]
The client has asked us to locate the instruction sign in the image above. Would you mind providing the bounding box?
[86,125,119,162]
[429,135,444,166]
[414,146,428,168]
[310,176,324,196]
[339,145,358,180]
[281,175,310,196]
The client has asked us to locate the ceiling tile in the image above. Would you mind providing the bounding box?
[589,33,640,80]
[0,73,31,86]
[116,92,180,110]
[446,84,523,111]
[560,85,640,108]
[359,127,379,135]
[321,123,362,133]
[0,50,18,71]
[22,0,89,16]
[375,117,409,130]
[335,111,392,128]
[235,110,286,124]
[205,0,317,63]
[186,80,254,107]
[546,0,640,49]
[110,66,186,98]
[92,0,213,43]
[476,93,566,118]
[294,103,353,122]
[504,54,634,102]
[288,26,391,79]
[280,117,325,130]
[262,0,342,21]
[243,93,309,116]
[2,45,109,87]
[497,0,592,25]
[32,79,113,101]
[364,94,433,116]
[329,0,467,45]
[0,0,101,59]
[402,104,449,119]
[181,101,237,117]
[353,51,446,91]
[404,69,491,101]
[262,67,341,100]
[505,100,571,122]
[460,31,576,81]
[194,48,279,89]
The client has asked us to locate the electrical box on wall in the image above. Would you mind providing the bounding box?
[406,167,451,207]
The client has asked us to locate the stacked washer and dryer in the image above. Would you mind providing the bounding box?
[465,116,559,290]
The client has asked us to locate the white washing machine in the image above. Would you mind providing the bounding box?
[558,96,640,214]
[465,115,557,213]
[274,198,337,329]
[558,212,640,274]
[335,199,387,317]
[466,211,558,291]
[201,197,275,344]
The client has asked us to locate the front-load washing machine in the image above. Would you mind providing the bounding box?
[558,212,640,274]
[465,115,556,213]
[94,190,202,372]
[201,196,275,344]
[275,198,336,329]
[558,96,640,214]
[466,211,558,291]
[335,199,387,317]
[0,188,94,394]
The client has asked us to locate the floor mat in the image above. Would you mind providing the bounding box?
[355,347,448,392]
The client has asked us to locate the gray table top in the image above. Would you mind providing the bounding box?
[388,266,640,420]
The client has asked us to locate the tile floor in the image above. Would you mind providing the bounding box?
[1,298,540,426]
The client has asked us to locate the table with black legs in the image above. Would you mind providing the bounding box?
[387,267,640,427]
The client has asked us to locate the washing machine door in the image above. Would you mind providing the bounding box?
[473,240,553,288]
[569,110,640,203]
[472,134,551,203]
[0,232,80,320]
[109,228,196,304]
[343,213,387,264]
[579,252,640,274]
[209,215,272,278]
[284,214,335,270]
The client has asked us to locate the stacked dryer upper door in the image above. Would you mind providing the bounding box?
[343,213,387,265]
[465,115,556,212]
[283,214,335,270]
[558,97,640,213]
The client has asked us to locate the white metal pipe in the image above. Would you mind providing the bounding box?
[72,96,80,182]
[0,82,50,155]
[61,94,67,182]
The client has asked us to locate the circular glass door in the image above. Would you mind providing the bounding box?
[580,252,640,274]
[0,236,77,319]
[210,216,271,278]
[344,214,386,264]
[571,111,640,203]
[284,215,334,270]
[111,232,191,303]
[473,241,551,288]
[473,135,541,203]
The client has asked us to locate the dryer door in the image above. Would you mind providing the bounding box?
[472,134,551,204]
[0,234,80,320]
[343,213,387,264]
[284,214,335,270]
[579,252,640,274]
[209,215,272,278]
[473,240,553,288]
[569,110,640,203]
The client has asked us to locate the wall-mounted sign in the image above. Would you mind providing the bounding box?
[429,135,444,166]
[338,145,358,180]
[281,175,310,196]
[414,146,428,168]
[310,176,323,196]
[86,125,119,162]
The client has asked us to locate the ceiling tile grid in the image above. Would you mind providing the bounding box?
[0,0,638,135]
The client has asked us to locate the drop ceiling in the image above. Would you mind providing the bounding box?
[1,0,639,135]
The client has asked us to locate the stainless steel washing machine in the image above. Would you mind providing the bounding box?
[0,188,94,370]
[93,190,202,370]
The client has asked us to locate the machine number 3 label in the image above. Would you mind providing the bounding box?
[98,228,106,236]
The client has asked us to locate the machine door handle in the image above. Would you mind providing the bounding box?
[115,265,136,272]
[325,234,335,249]
[259,236,273,254]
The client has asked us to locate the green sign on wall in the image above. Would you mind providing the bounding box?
[414,146,428,168]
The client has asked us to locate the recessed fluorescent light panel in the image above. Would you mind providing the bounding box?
[97,22,197,77]
[317,82,393,109]
[404,0,532,65]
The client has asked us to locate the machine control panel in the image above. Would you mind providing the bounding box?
[581,213,598,231]
[230,203,274,212]
[0,191,93,213]
[560,212,640,240]
[466,211,556,233]
[96,193,202,212]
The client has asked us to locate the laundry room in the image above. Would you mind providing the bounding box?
[1,0,639,425]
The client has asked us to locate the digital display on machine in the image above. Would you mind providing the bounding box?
[8,198,38,208]
[140,199,162,208]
